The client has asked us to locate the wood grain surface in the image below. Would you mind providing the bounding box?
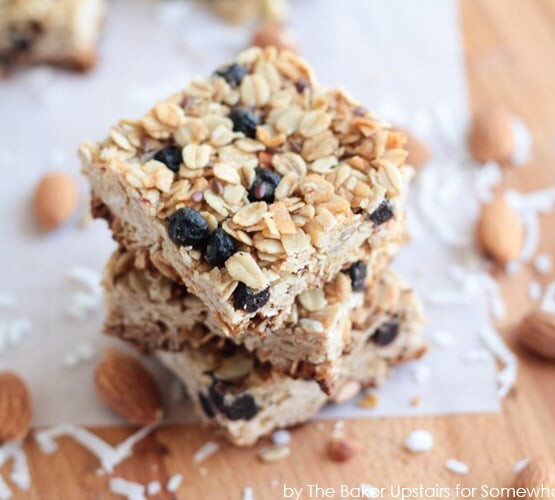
[3,1,555,498]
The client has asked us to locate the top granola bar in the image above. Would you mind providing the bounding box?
[81,47,412,336]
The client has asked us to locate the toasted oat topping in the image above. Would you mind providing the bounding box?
[82,47,409,304]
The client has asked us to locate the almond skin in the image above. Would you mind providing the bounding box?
[327,437,361,462]
[518,311,555,361]
[94,350,163,426]
[34,173,79,231]
[477,195,523,264]
[251,23,297,52]
[515,458,555,498]
[403,130,430,168]
[0,371,32,443]
[469,106,515,163]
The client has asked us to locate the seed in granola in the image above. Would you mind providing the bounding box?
[191,191,204,202]
[205,228,238,267]
[153,146,182,173]
[344,262,367,292]
[372,321,400,346]
[198,392,215,418]
[233,283,270,312]
[168,207,209,248]
[229,107,261,139]
[368,199,394,225]
[214,63,247,88]
[248,167,282,203]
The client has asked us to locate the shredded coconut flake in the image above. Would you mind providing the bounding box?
[146,481,161,495]
[109,478,145,500]
[0,442,31,493]
[166,473,183,493]
[534,254,552,274]
[243,486,254,500]
[0,476,11,500]
[528,281,543,301]
[271,430,291,447]
[445,458,469,475]
[541,282,555,314]
[193,441,220,464]
[462,348,491,363]
[479,327,518,398]
[35,424,155,472]
[404,430,434,453]
[431,330,456,349]
[510,117,533,166]
[513,458,530,473]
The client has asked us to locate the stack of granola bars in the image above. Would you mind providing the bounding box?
[81,47,426,446]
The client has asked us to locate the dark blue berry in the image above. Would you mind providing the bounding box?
[205,228,237,267]
[233,283,270,313]
[208,380,258,421]
[345,261,367,292]
[221,393,258,421]
[371,321,399,346]
[248,167,281,203]
[198,392,215,418]
[368,199,394,225]
[168,207,209,248]
[215,63,247,87]
[229,107,260,139]
[154,146,182,173]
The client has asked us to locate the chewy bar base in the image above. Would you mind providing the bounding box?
[0,0,107,71]
[103,248,425,392]
[81,46,411,337]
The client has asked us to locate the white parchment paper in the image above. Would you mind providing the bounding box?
[0,0,499,426]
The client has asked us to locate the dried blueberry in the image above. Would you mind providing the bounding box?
[248,167,282,203]
[204,228,237,267]
[229,107,260,139]
[371,321,399,346]
[214,63,247,87]
[208,380,259,421]
[233,283,270,313]
[368,199,394,225]
[221,393,258,421]
[168,207,209,248]
[198,392,215,418]
[154,146,182,173]
[344,261,367,292]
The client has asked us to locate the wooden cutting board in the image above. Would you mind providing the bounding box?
[4,1,555,498]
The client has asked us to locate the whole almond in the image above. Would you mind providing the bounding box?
[95,350,163,426]
[403,130,430,168]
[327,437,361,462]
[251,23,297,52]
[468,106,515,163]
[0,371,32,443]
[477,195,523,264]
[34,173,79,231]
[515,458,555,499]
[518,311,555,361]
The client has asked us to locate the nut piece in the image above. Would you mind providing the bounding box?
[402,129,430,168]
[0,371,32,443]
[327,436,361,463]
[94,350,163,426]
[477,195,523,264]
[518,311,555,361]
[34,173,80,231]
[251,23,297,52]
[468,106,515,163]
[514,458,555,498]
